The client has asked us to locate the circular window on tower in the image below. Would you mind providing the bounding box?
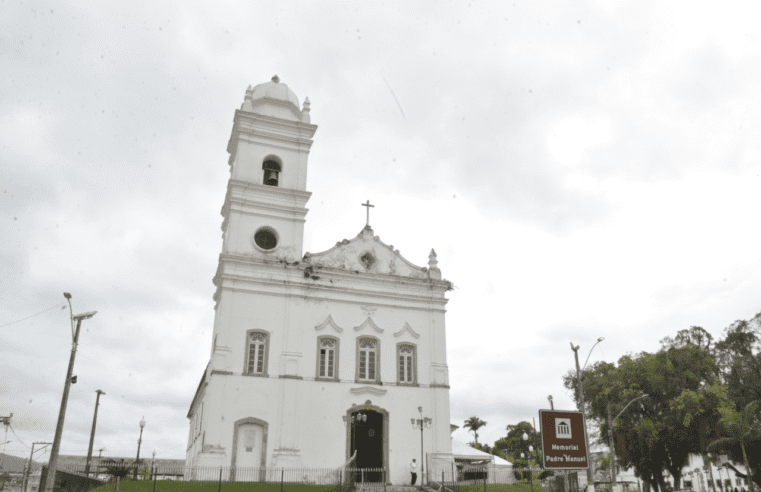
[253,227,279,251]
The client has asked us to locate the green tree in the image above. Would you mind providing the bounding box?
[464,416,487,445]
[707,400,760,490]
[494,421,541,465]
[0,471,12,491]
[714,313,761,410]
[708,312,761,488]
[100,459,135,482]
[564,341,722,492]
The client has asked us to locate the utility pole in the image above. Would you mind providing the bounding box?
[42,292,97,492]
[547,396,571,492]
[96,448,106,478]
[0,413,12,454]
[85,390,106,477]
[24,442,52,492]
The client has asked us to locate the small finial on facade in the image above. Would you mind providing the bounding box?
[428,249,438,268]
[428,249,441,280]
[301,96,311,123]
[272,75,280,83]
[244,85,254,102]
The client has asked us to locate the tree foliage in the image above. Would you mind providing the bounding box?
[563,340,722,492]
[464,416,487,445]
[100,459,140,482]
[493,421,541,465]
[707,400,761,489]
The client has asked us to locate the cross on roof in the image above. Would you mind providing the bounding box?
[361,200,374,226]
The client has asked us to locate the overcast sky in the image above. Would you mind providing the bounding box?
[2,0,761,463]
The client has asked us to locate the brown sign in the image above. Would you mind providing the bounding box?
[539,409,589,470]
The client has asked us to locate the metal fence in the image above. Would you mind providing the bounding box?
[429,466,581,492]
[48,464,583,492]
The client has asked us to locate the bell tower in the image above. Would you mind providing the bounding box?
[221,75,317,261]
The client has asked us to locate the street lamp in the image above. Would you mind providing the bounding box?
[521,432,534,492]
[134,416,146,480]
[571,337,604,492]
[343,410,367,461]
[97,448,106,478]
[607,394,648,492]
[85,390,106,477]
[42,293,97,492]
[411,407,432,485]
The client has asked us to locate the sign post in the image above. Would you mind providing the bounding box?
[539,410,590,490]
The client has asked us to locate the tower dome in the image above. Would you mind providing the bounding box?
[250,75,300,108]
[241,75,307,122]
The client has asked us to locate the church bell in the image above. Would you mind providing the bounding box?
[263,169,279,186]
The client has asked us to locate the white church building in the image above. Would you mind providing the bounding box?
[186,76,455,484]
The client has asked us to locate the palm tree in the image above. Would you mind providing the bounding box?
[464,416,487,445]
[708,400,759,492]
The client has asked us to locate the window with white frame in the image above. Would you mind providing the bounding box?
[246,331,268,375]
[398,344,416,384]
[318,337,338,379]
[357,338,378,382]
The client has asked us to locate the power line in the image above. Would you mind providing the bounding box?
[9,425,31,449]
[0,303,67,328]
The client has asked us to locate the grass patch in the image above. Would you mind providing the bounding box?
[89,481,334,492]
[445,482,552,492]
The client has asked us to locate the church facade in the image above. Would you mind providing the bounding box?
[186,77,455,485]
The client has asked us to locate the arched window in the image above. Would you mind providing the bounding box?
[317,337,339,380]
[246,331,269,375]
[262,160,281,186]
[397,343,416,384]
[357,337,379,382]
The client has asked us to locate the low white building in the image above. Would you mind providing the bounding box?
[186,77,455,485]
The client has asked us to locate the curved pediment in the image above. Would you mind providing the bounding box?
[303,225,429,279]
[353,317,384,334]
[314,314,344,333]
[393,322,420,339]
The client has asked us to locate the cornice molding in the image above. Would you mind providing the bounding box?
[214,278,449,310]
[217,253,453,293]
[353,317,384,334]
[314,314,344,333]
[228,179,312,201]
[393,322,420,339]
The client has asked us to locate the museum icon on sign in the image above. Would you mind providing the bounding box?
[555,418,572,439]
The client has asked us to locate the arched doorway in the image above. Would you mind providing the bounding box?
[346,402,388,483]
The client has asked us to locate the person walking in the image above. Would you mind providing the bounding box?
[410,459,418,485]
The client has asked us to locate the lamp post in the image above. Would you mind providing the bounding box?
[151,450,156,481]
[607,394,648,492]
[343,410,368,483]
[97,448,106,478]
[571,337,604,492]
[343,410,367,461]
[42,293,97,492]
[411,407,432,485]
[134,417,146,480]
[523,432,534,492]
[85,390,106,477]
